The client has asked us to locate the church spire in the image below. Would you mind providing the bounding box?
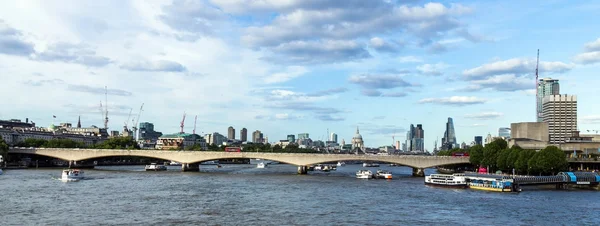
[77,115,81,128]
[356,126,359,134]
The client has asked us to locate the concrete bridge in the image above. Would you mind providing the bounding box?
[8,148,470,176]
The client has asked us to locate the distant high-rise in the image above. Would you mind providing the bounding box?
[287,134,295,143]
[537,78,560,122]
[139,122,162,141]
[441,117,457,150]
[227,126,235,140]
[240,128,247,142]
[252,130,263,143]
[542,94,577,144]
[474,136,483,146]
[298,133,309,140]
[330,133,338,143]
[498,127,511,139]
[405,124,424,152]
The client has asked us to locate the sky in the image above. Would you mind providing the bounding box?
[1,0,600,151]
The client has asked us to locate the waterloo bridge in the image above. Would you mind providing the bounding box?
[8,148,472,176]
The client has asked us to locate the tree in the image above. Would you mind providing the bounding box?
[94,137,139,149]
[0,137,8,162]
[529,146,568,175]
[496,148,512,172]
[468,145,484,166]
[506,146,522,170]
[515,149,536,175]
[272,144,282,152]
[481,139,507,170]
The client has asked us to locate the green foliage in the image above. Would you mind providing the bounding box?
[496,148,512,172]
[0,137,8,160]
[515,149,536,174]
[207,144,220,151]
[45,139,86,148]
[482,139,507,170]
[528,146,568,175]
[506,146,522,170]
[468,145,484,166]
[93,137,139,149]
[185,144,205,151]
[18,138,48,147]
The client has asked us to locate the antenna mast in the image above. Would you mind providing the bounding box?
[104,86,109,130]
[193,115,198,135]
[535,49,539,121]
[180,112,186,134]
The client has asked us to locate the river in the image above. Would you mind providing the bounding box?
[0,163,598,225]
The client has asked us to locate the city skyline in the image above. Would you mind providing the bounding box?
[1,1,600,151]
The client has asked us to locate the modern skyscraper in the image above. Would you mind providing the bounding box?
[298,133,309,140]
[252,130,263,143]
[287,134,295,143]
[330,133,338,143]
[542,94,577,144]
[537,78,560,122]
[498,127,511,139]
[474,136,483,146]
[240,128,247,142]
[139,122,162,141]
[441,117,457,150]
[227,126,235,140]
[405,124,424,152]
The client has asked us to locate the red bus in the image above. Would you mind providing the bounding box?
[225,147,241,152]
[452,152,469,157]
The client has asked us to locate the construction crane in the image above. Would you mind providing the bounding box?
[192,115,198,135]
[587,130,599,134]
[180,112,186,134]
[131,103,144,140]
[104,86,109,130]
[99,101,104,127]
[124,108,133,130]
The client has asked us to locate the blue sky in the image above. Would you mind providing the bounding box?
[1,0,600,151]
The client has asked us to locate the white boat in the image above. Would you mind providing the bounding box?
[356,170,373,179]
[424,173,467,188]
[314,164,323,171]
[145,163,167,171]
[257,162,267,168]
[375,170,393,179]
[337,161,346,167]
[363,162,380,167]
[169,161,181,166]
[61,169,84,182]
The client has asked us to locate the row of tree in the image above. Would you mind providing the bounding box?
[14,137,139,149]
[438,139,569,175]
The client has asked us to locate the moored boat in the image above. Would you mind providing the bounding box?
[61,169,84,182]
[375,170,393,179]
[424,173,467,188]
[257,162,267,168]
[337,161,346,167]
[464,173,516,192]
[145,163,167,171]
[362,162,380,167]
[169,161,181,166]
[356,170,373,179]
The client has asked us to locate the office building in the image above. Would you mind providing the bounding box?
[227,126,235,140]
[537,78,560,122]
[139,122,162,141]
[441,117,457,150]
[405,124,424,152]
[542,94,577,144]
[474,136,483,146]
[330,133,338,143]
[253,130,264,143]
[287,134,295,143]
[240,128,247,142]
[298,133,309,140]
[498,127,511,139]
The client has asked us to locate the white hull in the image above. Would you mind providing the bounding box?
[145,164,167,171]
[257,162,266,168]
[337,162,345,167]
[61,169,84,182]
[356,170,373,179]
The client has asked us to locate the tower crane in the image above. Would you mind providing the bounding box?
[99,101,104,127]
[131,103,144,140]
[104,86,109,130]
[124,108,133,130]
[587,130,599,134]
[192,115,198,135]
[180,112,186,134]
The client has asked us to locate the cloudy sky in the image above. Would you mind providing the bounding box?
[1,0,600,150]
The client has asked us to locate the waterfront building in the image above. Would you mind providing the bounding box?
[139,122,162,141]
[542,94,577,144]
[157,133,206,150]
[228,126,235,140]
[441,117,457,150]
[252,130,264,143]
[0,127,106,147]
[405,124,424,152]
[484,133,493,145]
[298,133,309,140]
[351,127,365,153]
[330,133,338,143]
[395,140,400,150]
[498,127,511,139]
[240,128,247,142]
[474,136,483,146]
[287,134,295,143]
[537,78,560,122]
[0,118,35,129]
[204,132,227,145]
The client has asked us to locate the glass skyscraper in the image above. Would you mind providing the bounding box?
[441,117,457,150]
[498,127,511,139]
[537,78,559,122]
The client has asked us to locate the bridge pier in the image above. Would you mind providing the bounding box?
[297,166,307,175]
[412,168,425,177]
[182,163,200,172]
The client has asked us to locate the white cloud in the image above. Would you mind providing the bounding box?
[463,58,574,79]
[460,74,532,92]
[418,96,486,106]
[573,51,600,64]
[581,115,600,124]
[264,66,308,84]
[464,112,503,120]
[416,63,449,76]
[120,59,186,72]
[584,38,600,52]
[398,56,423,63]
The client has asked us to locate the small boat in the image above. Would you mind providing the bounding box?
[363,162,380,167]
[425,173,467,188]
[169,161,181,166]
[145,163,167,171]
[257,162,267,168]
[314,164,323,171]
[375,170,393,179]
[61,169,84,182]
[337,161,346,167]
[356,170,373,179]
[389,163,399,167]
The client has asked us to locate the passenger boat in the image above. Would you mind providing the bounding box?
[314,164,323,171]
[424,173,467,188]
[145,163,167,171]
[464,173,515,192]
[337,161,346,167]
[375,170,393,179]
[61,169,84,182]
[356,170,373,179]
[169,161,181,166]
[257,162,267,168]
[362,162,380,167]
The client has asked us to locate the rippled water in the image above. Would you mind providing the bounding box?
[1,164,599,225]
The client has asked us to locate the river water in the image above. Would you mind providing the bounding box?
[0,163,599,225]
